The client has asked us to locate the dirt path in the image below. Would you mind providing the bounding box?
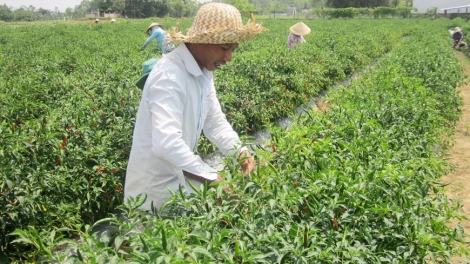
[441,51,470,253]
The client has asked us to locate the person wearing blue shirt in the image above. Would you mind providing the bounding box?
[141,23,172,54]
[452,27,465,49]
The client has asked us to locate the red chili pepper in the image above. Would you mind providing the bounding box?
[333,215,339,230]
[96,167,106,172]
[61,137,67,149]
[55,157,61,165]
[271,142,276,152]
[105,192,110,200]
[116,184,122,193]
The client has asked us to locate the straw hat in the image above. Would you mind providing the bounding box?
[110,18,116,23]
[455,27,461,33]
[290,22,311,36]
[165,3,266,44]
[147,23,164,35]
[95,18,100,22]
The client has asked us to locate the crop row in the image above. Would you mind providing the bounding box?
[43,18,468,263]
[0,18,466,261]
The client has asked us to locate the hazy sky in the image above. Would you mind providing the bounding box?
[1,0,82,12]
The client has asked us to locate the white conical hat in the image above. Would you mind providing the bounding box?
[290,22,311,36]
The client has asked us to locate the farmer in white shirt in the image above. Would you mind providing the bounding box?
[124,3,266,211]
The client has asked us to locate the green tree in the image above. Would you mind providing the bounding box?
[0,4,13,21]
[183,0,197,16]
[13,8,36,21]
[74,0,92,17]
[169,0,185,17]
[112,0,126,15]
[225,0,255,17]
[65,7,74,18]
[327,0,390,8]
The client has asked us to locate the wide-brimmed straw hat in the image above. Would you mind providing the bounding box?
[147,23,164,35]
[290,22,311,36]
[455,27,462,33]
[165,3,266,44]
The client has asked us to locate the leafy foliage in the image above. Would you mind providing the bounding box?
[0,18,468,262]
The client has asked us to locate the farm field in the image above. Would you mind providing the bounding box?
[1,17,469,262]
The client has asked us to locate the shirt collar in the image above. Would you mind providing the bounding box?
[173,43,206,78]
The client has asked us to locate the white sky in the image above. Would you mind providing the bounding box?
[1,0,82,12]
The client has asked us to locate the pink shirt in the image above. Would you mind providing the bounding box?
[287,33,306,50]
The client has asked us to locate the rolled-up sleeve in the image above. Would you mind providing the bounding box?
[202,88,246,157]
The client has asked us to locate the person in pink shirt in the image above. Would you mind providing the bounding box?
[287,21,311,50]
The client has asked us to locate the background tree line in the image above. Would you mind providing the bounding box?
[0,0,412,22]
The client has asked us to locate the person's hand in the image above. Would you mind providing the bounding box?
[239,150,255,178]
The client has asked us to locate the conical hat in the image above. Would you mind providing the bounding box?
[147,23,164,35]
[290,22,311,36]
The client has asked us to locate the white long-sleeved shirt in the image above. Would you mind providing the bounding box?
[125,43,246,210]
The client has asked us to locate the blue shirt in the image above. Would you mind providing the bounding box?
[142,27,171,54]
[453,32,463,41]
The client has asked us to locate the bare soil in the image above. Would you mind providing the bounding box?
[441,51,470,257]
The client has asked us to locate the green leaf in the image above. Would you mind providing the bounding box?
[192,247,215,260]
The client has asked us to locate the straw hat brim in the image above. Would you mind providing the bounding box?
[167,24,266,44]
[165,4,267,45]
[290,22,311,36]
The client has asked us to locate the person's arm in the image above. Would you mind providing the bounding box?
[141,31,159,50]
[202,84,255,176]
